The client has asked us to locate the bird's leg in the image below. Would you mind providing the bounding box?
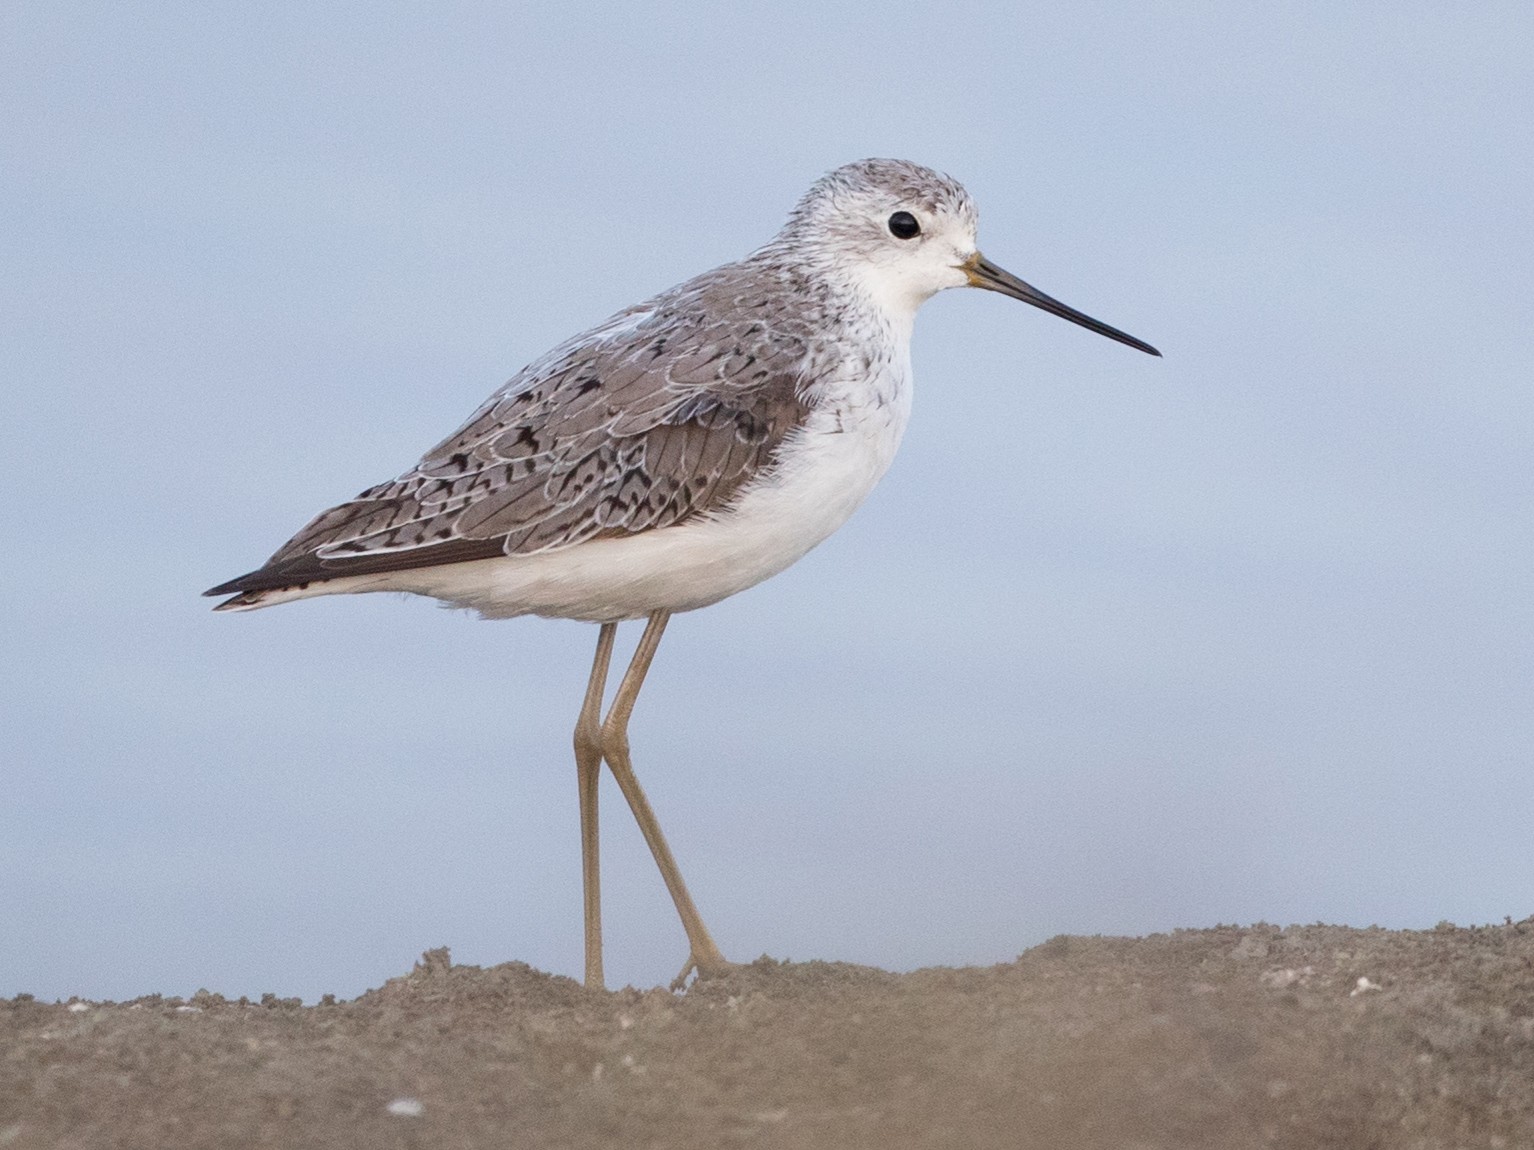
[600,610,732,989]
[573,622,617,990]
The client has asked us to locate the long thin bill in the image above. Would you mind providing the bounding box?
[965,253,1161,357]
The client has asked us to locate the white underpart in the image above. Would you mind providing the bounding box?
[261,331,915,622]
[421,379,909,621]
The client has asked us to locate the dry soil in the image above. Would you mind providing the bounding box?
[5,921,1533,1149]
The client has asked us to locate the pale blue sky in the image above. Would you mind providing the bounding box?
[4,3,1531,1001]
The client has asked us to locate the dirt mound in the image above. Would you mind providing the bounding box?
[5,921,1532,1148]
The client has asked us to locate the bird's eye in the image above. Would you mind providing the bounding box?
[887,211,921,240]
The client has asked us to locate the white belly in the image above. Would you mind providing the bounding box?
[315,394,911,622]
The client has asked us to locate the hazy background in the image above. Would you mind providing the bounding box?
[4,3,1531,1002]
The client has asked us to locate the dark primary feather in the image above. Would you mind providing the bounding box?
[205,267,820,600]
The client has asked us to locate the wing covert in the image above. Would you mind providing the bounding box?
[211,285,816,597]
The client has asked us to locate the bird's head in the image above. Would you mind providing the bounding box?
[780,158,1159,356]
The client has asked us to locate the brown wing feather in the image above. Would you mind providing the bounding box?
[206,274,815,599]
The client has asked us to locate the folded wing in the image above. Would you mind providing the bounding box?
[206,289,813,600]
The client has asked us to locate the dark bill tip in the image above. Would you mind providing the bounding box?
[963,253,1161,357]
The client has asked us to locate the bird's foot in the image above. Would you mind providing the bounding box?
[669,950,737,991]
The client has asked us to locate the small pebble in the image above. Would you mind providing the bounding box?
[1259,966,1313,989]
[386,1098,424,1118]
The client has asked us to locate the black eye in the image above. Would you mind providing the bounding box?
[887,211,921,239]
